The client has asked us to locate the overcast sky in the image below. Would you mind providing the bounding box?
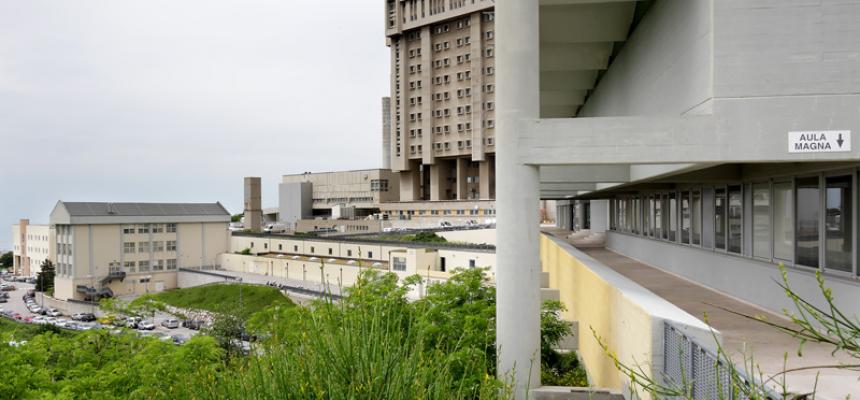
[0,1,390,251]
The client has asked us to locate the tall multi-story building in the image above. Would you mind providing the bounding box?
[385,0,496,202]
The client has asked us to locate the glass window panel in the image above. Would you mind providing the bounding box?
[715,188,727,250]
[669,193,677,242]
[753,183,771,259]
[773,182,793,260]
[681,193,691,244]
[728,185,743,253]
[692,191,702,245]
[796,176,821,268]
[644,196,652,237]
[825,175,852,273]
[655,195,663,239]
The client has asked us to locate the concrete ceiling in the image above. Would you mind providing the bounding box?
[537,0,650,198]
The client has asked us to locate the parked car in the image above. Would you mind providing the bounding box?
[0,298,6,304]
[46,309,62,317]
[138,321,156,331]
[29,306,43,315]
[182,319,205,330]
[161,318,180,329]
[79,313,96,322]
[171,335,187,345]
[125,316,142,329]
[0,284,15,291]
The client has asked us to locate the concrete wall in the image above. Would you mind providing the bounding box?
[578,0,712,117]
[713,0,860,99]
[279,182,313,226]
[540,234,715,397]
[437,228,496,246]
[606,231,860,321]
[177,269,238,289]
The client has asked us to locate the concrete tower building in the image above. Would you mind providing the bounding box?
[382,96,392,169]
[243,177,263,232]
[385,0,496,202]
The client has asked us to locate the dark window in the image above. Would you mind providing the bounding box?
[728,185,743,254]
[825,175,852,272]
[469,259,476,268]
[692,190,702,245]
[796,176,820,267]
[440,257,446,272]
[668,193,677,242]
[715,189,727,250]
[681,193,691,244]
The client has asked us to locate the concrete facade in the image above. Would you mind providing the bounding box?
[385,0,497,201]
[48,202,231,301]
[244,177,263,232]
[281,169,400,215]
[278,181,313,227]
[494,0,860,396]
[12,220,54,277]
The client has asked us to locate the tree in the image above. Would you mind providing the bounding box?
[0,251,12,268]
[34,260,55,293]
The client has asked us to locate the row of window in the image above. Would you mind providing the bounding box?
[122,224,178,235]
[123,241,177,254]
[25,234,49,241]
[609,171,860,276]
[370,179,390,192]
[248,241,374,259]
[311,197,375,204]
[390,208,495,216]
[122,259,177,273]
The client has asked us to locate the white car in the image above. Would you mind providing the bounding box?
[46,308,62,317]
[138,321,156,330]
[161,318,180,329]
[31,316,46,324]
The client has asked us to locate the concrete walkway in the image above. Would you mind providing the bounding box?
[542,228,859,399]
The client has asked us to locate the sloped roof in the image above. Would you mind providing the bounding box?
[60,202,230,217]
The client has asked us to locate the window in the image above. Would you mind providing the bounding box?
[753,183,772,259]
[825,175,852,272]
[368,251,373,258]
[138,242,149,253]
[347,250,352,257]
[138,261,150,272]
[796,176,820,267]
[644,196,652,237]
[469,259,476,268]
[440,257,446,272]
[773,181,794,261]
[153,260,164,271]
[138,225,150,234]
[153,241,164,252]
[152,224,164,234]
[728,185,743,254]
[393,257,407,271]
[294,245,298,252]
[167,259,177,270]
[680,193,690,244]
[715,189,727,250]
[123,227,135,235]
[123,242,135,254]
[692,190,702,245]
[328,248,333,255]
[166,240,176,252]
[166,224,177,233]
[124,261,135,272]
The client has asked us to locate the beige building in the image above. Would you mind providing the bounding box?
[226,231,496,292]
[378,199,495,227]
[385,0,496,201]
[12,220,55,277]
[49,201,231,301]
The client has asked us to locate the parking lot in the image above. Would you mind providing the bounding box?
[1,277,197,343]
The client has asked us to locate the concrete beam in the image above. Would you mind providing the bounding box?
[520,95,860,165]
[540,183,599,191]
[540,165,630,183]
[539,2,635,44]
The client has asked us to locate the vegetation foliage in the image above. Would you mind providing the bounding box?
[34,260,55,293]
[0,251,12,268]
[2,269,586,399]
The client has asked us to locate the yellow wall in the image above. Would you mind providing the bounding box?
[540,234,647,390]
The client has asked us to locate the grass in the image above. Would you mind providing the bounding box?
[150,284,294,318]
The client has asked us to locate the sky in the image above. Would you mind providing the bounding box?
[0,1,390,251]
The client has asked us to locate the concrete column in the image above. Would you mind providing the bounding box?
[244,177,263,232]
[590,199,609,233]
[479,159,493,199]
[429,163,445,201]
[496,0,542,397]
[399,170,419,201]
[456,158,468,200]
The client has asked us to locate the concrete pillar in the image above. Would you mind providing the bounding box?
[399,170,419,201]
[590,199,610,233]
[497,0,542,397]
[429,163,445,201]
[479,159,493,199]
[456,158,468,200]
[244,177,263,232]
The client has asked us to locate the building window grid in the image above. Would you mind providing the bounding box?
[608,169,860,277]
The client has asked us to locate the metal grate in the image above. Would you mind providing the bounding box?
[662,322,774,400]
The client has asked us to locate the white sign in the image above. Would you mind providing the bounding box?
[788,130,851,153]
